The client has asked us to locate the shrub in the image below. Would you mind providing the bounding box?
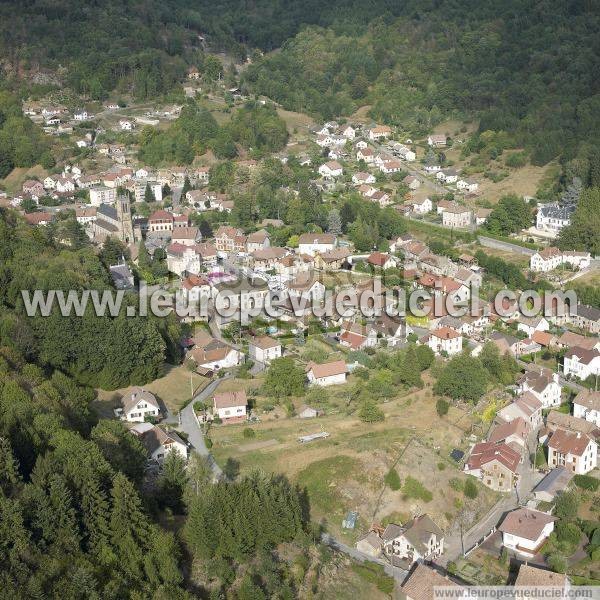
[463,479,479,499]
[574,474,600,492]
[402,476,433,502]
[437,462,447,471]
[436,398,449,417]
[385,468,401,491]
[242,428,256,439]
[449,478,464,492]
[555,521,582,547]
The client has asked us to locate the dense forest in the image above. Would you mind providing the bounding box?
[139,101,288,165]
[0,209,183,389]
[0,206,317,597]
[243,0,600,165]
[0,91,53,178]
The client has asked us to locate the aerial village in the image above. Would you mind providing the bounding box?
[3,81,600,594]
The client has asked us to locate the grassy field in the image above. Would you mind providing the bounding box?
[1,165,48,194]
[209,379,499,540]
[95,363,211,415]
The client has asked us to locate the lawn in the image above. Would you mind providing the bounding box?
[95,363,211,415]
[1,165,48,194]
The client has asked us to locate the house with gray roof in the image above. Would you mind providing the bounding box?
[381,514,444,565]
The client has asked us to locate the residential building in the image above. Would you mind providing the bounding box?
[148,209,174,233]
[246,229,271,253]
[498,508,556,557]
[381,514,444,565]
[442,205,472,228]
[456,178,479,193]
[497,392,543,430]
[89,185,116,207]
[298,233,337,256]
[573,389,600,426]
[314,247,350,271]
[427,327,463,356]
[563,346,600,380]
[514,564,570,592]
[536,203,573,236]
[516,369,562,408]
[427,134,447,147]
[132,423,187,463]
[366,251,396,270]
[572,304,600,334]
[547,428,597,474]
[306,360,347,386]
[248,336,282,364]
[401,564,464,600]
[532,467,574,502]
[120,388,161,423]
[368,125,392,140]
[488,417,529,450]
[212,391,247,423]
[352,172,376,185]
[214,225,247,254]
[318,161,343,178]
[464,441,520,492]
[517,315,550,337]
[410,197,432,213]
[188,338,242,372]
[171,226,201,247]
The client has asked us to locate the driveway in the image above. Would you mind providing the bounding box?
[179,376,231,479]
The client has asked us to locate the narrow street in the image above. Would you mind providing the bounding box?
[178,376,230,479]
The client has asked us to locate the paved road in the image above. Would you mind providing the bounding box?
[179,376,229,479]
[438,434,542,565]
[478,236,536,256]
[321,533,409,582]
[370,139,448,195]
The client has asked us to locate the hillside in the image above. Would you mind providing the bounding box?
[242,0,600,166]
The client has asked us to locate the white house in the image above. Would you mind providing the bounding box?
[381,515,445,565]
[212,390,247,423]
[188,341,242,371]
[306,360,347,386]
[74,110,89,121]
[119,119,133,131]
[427,134,447,147]
[410,197,432,214]
[356,148,375,163]
[342,125,356,139]
[516,369,562,409]
[120,388,161,423]
[298,233,336,256]
[287,276,326,302]
[178,274,212,305]
[456,178,479,193]
[56,177,76,194]
[248,336,282,364]
[498,508,556,557]
[368,125,392,140]
[517,315,550,337]
[497,392,543,430]
[536,203,573,237]
[318,161,343,179]
[573,389,600,426]
[352,172,376,185]
[547,428,597,475]
[427,327,463,356]
[563,347,600,381]
[132,423,188,463]
[436,168,458,184]
[396,145,416,162]
[530,247,591,272]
